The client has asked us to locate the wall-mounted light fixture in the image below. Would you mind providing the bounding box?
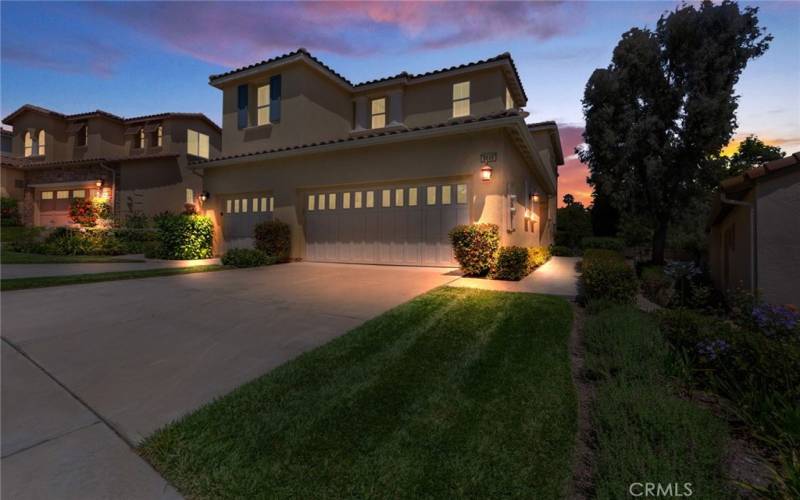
[480,164,493,182]
[200,191,210,202]
[532,192,541,203]
[95,179,103,187]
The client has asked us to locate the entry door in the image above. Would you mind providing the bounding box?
[305,182,469,266]
[221,194,274,241]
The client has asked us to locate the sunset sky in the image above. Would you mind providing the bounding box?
[2,1,798,206]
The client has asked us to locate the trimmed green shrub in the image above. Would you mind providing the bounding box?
[254,219,291,262]
[122,212,150,229]
[112,228,160,254]
[37,228,125,256]
[581,236,624,252]
[221,248,276,268]
[528,246,551,268]
[581,249,637,304]
[449,223,500,276]
[154,213,213,260]
[550,245,573,257]
[641,265,673,306]
[1,197,21,226]
[494,246,529,281]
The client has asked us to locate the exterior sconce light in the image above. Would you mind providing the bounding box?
[95,179,103,187]
[200,191,209,202]
[532,192,541,203]
[480,164,493,182]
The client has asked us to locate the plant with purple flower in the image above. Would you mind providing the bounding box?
[752,304,800,341]
[696,339,731,362]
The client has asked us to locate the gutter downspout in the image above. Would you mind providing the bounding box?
[98,162,116,216]
[720,192,756,293]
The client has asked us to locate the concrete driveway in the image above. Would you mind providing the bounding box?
[1,262,458,499]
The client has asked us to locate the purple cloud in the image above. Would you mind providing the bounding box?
[90,1,581,68]
[1,37,123,78]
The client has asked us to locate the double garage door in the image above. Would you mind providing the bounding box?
[305,182,469,266]
[221,194,274,240]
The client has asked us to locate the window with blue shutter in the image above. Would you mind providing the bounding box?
[237,84,248,129]
[269,74,282,123]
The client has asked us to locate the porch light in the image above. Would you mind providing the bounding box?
[480,164,493,182]
[95,179,103,187]
[200,191,209,202]
[532,192,541,203]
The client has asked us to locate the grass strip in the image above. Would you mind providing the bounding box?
[1,265,226,291]
[584,304,730,499]
[1,250,146,264]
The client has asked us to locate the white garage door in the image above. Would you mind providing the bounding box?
[221,194,274,241]
[305,182,469,266]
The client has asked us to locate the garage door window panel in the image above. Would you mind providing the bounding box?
[318,194,326,210]
[328,193,336,210]
[366,191,375,208]
[427,186,436,205]
[409,188,418,206]
[441,185,452,205]
[457,184,467,204]
[343,192,351,209]
[308,195,315,211]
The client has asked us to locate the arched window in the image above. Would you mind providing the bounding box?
[24,131,33,157]
[37,129,46,156]
[136,128,145,148]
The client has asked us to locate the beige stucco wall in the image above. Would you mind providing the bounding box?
[203,127,555,258]
[1,166,25,199]
[10,113,70,162]
[116,155,203,218]
[220,62,352,155]
[709,191,754,293]
[756,168,800,306]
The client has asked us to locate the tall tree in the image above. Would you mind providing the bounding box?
[579,1,771,263]
[562,193,575,206]
[728,135,785,176]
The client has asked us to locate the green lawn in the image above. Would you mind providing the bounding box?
[1,265,226,291]
[1,250,146,264]
[140,288,577,499]
[584,304,730,499]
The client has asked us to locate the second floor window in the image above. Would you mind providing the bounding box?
[135,128,145,149]
[371,97,386,129]
[187,129,210,159]
[506,88,514,110]
[37,130,46,155]
[24,131,33,157]
[76,125,88,147]
[151,125,163,147]
[453,81,470,118]
[257,84,270,126]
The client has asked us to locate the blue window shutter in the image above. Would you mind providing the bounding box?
[269,74,281,123]
[237,84,248,129]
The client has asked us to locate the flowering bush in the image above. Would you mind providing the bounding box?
[752,304,800,341]
[69,199,98,227]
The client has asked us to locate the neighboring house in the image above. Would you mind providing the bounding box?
[1,129,26,200]
[709,152,800,307]
[0,105,221,227]
[194,48,563,266]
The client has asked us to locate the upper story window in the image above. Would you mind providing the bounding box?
[37,130,46,155]
[76,125,88,147]
[151,125,163,147]
[506,88,514,110]
[187,129,210,159]
[452,81,470,118]
[371,97,386,129]
[257,84,270,126]
[24,131,33,157]
[134,128,145,149]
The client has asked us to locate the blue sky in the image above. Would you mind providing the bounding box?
[2,1,798,204]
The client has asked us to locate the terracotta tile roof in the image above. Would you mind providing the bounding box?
[208,49,528,103]
[1,153,24,168]
[190,109,526,167]
[720,152,800,193]
[2,104,220,131]
[6,153,180,170]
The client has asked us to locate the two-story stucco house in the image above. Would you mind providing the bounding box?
[194,49,564,266]
[0,105,221,226]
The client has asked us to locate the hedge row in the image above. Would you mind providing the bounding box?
[580,248,637,304]
[449,224,551,281]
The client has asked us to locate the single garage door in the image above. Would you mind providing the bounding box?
[305,182,469,266]
[221,194,274,240]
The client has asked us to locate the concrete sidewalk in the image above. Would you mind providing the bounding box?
[448,256,581,298]
[1,257,221,279]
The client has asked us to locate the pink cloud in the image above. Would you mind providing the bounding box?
[91,1,581,68]
[554,125,593,207]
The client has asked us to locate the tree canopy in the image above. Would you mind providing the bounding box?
[579,0,771,263]
[727,135,785,177]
